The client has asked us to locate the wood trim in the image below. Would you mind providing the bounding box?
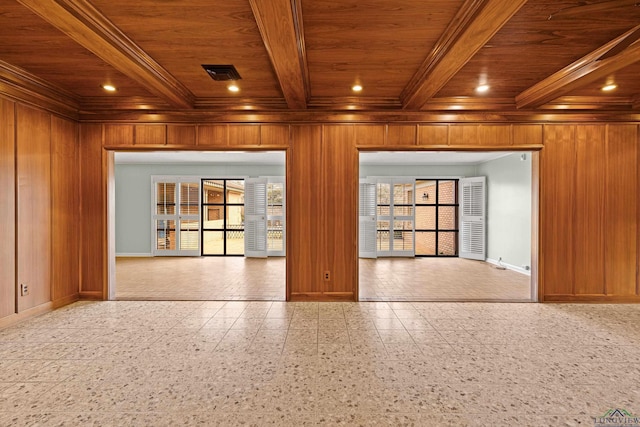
[78,110,640,124]
[531,150,540,302]
[543,294,640,303]
[0,60,79,119]
[79,291,103,300]
[290,292,354,302]
[51,293,79,309]
[17,0,194,109]
[249,0,308,109]
[516,25,640,109]
[0,302,53,330]
[401,0,527,110]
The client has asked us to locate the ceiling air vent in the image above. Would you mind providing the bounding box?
[202,64,242,81]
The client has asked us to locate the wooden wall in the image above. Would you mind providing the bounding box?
[540,124,640,301]
[3,106,639,317]
[0,98,15,319]
[83,122,542,301]
[0,98,80,326]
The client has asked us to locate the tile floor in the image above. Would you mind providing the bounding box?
[359,258,531,301]
[116,257,531,302]
[1,300,639,426]
[115,257,286,301]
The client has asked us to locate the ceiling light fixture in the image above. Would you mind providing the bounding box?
[476,84,490,93]
[601,83,618,92]
[101,84,117,92]
[227,84,240,93]
[352,84,363,92]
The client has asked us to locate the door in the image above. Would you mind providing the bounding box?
[245,178,268,257]
[359,179,377,258]
[152,178,200,256]
[376,179,415,257]
[459,176,486,260]
[266,178,286,256]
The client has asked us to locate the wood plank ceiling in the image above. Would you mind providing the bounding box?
[0,0,639,117]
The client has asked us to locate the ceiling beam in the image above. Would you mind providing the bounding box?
[401,0,527,110]
[249,0,309,110]
[17,0,194,109]
[516,24,640,109]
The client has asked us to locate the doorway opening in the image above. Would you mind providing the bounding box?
[358,151,537,302]
[109,151,286,301]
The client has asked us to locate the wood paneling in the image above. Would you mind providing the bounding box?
[16,104,51,311]
[354,125,385,146]
[449,125,479,145]
[513,125,543,146]
[478,125,511,146]
[417,125,448,146]
[197,125,228,146]
[385,125,415,146]
[104,124,133,146]
[167,125,196,146]
[228,125,260,146]
[573,125,605,295]
[134,124,166,145]
[289,125,322,297]
[540,125,575,297]
[605,125,637,295]
[260,125,290,146]
[321,125,357,297]
[0,98,15,319]
[79,124,105,294]
[51,115,79,302]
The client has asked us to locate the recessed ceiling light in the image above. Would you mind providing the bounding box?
[101,84,117,92]
[476,84,490,93]
[352,84,363,92]
[601,83,617,92]
[228,84,240,93]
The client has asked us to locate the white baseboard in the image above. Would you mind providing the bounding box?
[116,253,152,258]
[486,258,531,276]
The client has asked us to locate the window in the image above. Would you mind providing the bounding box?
[415,179,459,256]
[201,179,245,255]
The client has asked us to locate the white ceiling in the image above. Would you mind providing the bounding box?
[114,150,516,166]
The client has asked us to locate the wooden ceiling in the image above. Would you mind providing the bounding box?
[1,0,639,118]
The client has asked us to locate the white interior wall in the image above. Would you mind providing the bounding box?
[359,153,532,273]
[477,153,531,271]
[115,163,285,255]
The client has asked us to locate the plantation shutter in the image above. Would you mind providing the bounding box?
[459,176,486,261]
[359,180,377,258]
[244,178,268,257]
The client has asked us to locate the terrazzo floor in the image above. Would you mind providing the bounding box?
[1,301,639,426]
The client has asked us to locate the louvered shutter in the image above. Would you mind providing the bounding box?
[359,180,377,258]
[459,177,486,260]
[244,178,268,257]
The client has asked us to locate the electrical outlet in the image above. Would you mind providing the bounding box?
[20,284,29,296]
[323,271,330,281]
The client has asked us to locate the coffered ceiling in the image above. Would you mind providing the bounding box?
[0,0,639,119]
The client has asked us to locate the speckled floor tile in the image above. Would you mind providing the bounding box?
[2,301,640,425]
